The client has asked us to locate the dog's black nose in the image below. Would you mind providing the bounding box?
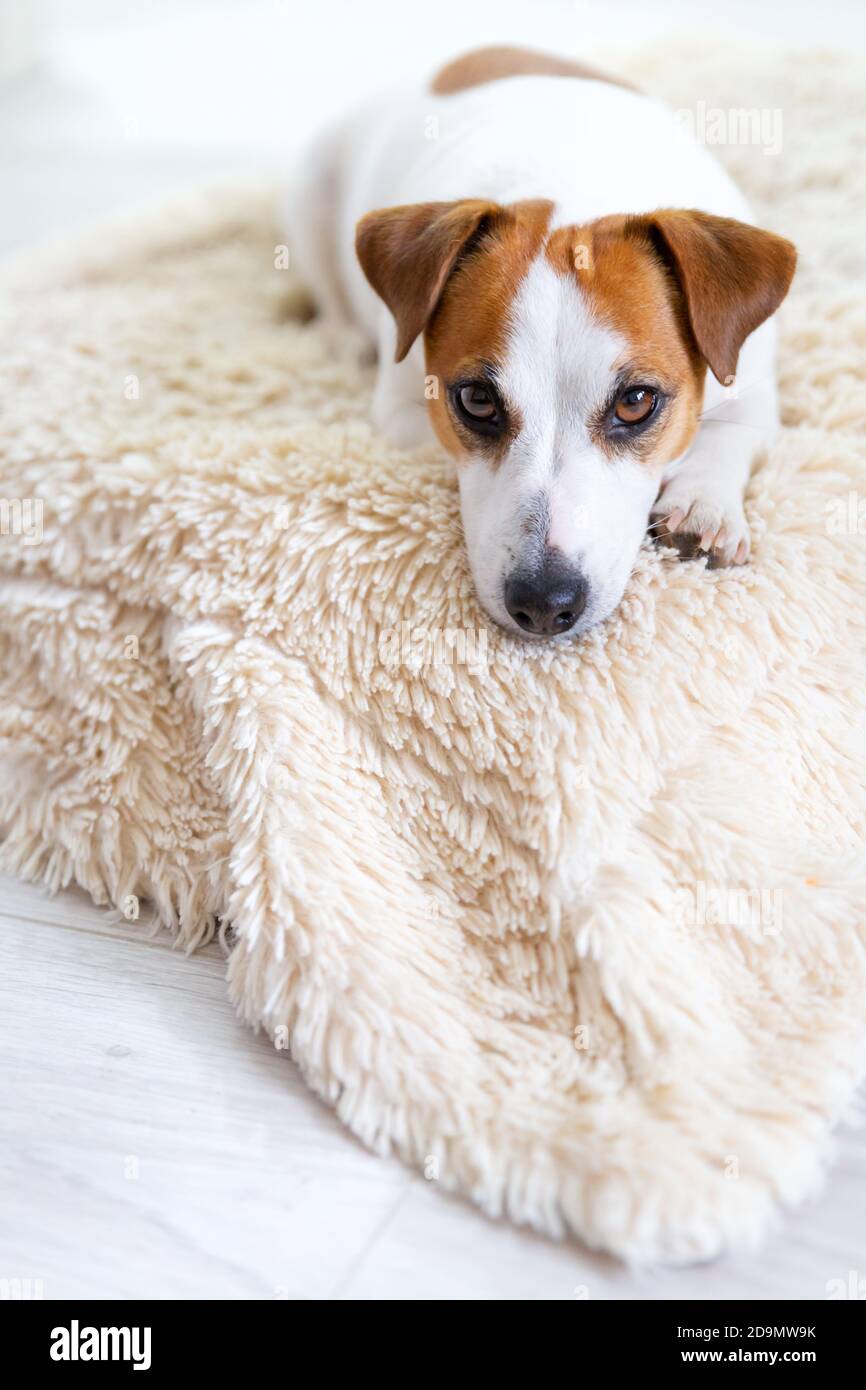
[504,560,589,636]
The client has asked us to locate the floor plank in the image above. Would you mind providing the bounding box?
[0,883,412,1299]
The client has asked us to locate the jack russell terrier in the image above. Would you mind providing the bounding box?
[286,45,796,638]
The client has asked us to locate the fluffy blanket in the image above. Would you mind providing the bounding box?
[1,43,865,1263]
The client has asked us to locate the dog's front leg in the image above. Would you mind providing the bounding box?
[370,312,435,449]
[651,333,780,568]
[651,420,756,566]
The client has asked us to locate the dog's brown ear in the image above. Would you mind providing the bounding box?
[355,199,501,362]
[629,210,796,385]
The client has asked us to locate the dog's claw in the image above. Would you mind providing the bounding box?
[650,498,750,569]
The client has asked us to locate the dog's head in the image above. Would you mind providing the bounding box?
[356,200,795,638]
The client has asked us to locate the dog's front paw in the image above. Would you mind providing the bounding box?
[371,397,434,450]
[650,490,750,569]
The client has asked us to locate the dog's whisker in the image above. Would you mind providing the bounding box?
[697,410,767,431]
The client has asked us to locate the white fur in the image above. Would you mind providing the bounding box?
[461,258,658,632]
[286,69,780,633]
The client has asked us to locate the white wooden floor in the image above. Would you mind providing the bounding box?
[1,874,864,1300]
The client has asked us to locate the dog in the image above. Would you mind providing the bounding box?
[285,45,796,638]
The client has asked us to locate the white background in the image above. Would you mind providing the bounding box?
[3,0,866,250]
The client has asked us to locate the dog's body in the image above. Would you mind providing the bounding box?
[286,47,796,637]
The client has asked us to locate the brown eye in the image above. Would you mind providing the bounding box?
[451,379,505,436]
[614,387,657,425]
[458,383,496,419]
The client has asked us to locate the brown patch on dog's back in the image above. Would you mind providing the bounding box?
[430,45,635,96]
[424,200,554,461]
[546,219,706,468]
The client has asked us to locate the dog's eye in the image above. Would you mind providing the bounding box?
[450,378,507,439]
[456,382,498,422]
[614,387,657,425]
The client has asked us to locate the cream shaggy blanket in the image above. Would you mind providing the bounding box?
[1,43,865,1264]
